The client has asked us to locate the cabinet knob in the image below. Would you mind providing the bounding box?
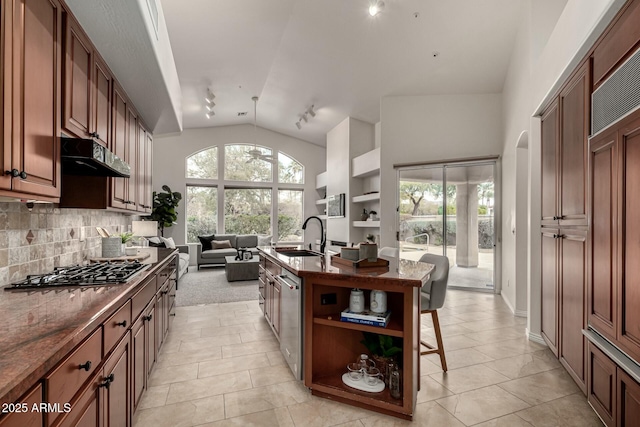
[169,313,176,317]
[162,290,169,295]
[78,361,92,371]
[5,169,20,178]
[144,314,153,322]
[115,320,127,327]
[99,373,114,388]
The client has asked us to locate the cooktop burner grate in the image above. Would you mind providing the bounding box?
[5,262,147,290]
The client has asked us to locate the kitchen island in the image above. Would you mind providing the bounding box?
[0,247,178,426]
[257,246,434,420]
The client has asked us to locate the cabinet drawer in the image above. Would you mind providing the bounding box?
[588,342,616,426]
[132,275,157,321]
[103,300,131,357]
[45,328,102,414]
[0,383,43,427]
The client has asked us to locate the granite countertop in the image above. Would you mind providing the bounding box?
[257,246,434,287]
[0,248,176,405]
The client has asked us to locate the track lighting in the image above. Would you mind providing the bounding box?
[295,121,302,130]
[307,105,316,117]
[206,110,215,119]
[204,89,216,103]
[369,0,384,16]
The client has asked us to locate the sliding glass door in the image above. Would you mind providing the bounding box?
[398,161,496,291]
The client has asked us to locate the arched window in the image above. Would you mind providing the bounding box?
[185,145,305,244]
[278,152,304,184]
[186,147,217,179]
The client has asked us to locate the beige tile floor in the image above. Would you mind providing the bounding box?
[133,290,603,427]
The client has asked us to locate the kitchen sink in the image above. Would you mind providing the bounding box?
[275,249,323,257]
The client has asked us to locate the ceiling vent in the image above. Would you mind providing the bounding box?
[592,45,640,135]
[237,112,248,117]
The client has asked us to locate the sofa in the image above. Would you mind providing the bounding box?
[197,234,265,269]
[176,245,190,280]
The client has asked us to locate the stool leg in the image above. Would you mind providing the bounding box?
[431,310,447,372]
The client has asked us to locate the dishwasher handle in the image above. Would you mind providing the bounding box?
[277,275,299,290]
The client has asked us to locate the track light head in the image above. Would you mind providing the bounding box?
[205,89,216,103]
[206,110,215,119]
[206,101,215,111]
[307,105,316,117]
[295,121,302,130]
[301,113,308,123]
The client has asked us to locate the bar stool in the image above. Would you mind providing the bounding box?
[418,253,450,372]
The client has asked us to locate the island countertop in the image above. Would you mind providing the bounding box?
[257,246,434,287]
[0,248,177,406]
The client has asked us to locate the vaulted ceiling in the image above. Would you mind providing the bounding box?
[66,0,525,145]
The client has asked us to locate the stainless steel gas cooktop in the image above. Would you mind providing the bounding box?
[4,262,147,290]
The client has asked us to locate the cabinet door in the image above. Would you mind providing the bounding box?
[131,316,145,413]
[145,303,156,379]
[126,106,138,211]
[265,272,273,325]
[102,333,131,427]
[559,228,587,392]
[144,133,153,213]
[110,82,128,209]
[10,0,61,198]
[619,116,640,363]
[541,228,559,356]
[588,343,616,427]
[559,62,589,226]
[0,384,43,427]
[1,0,10,192]
[92,55,111,148]
[589,129,617,341]
[62,14,91,139]
[53,371,101,427]
[617,368,640,427]
[541,101,559,225]
[273,280,281,336]
[137,123,146,212]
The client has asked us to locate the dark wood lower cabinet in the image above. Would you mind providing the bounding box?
[588,343,616,426]
[131,315,146,413]
[102,334,131,427]
[0,384,43,427]
[541,229,559,356]
[618,369,640,426]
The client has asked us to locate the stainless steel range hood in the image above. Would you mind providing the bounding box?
[61,137,130,178]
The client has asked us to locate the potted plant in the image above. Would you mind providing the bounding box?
[361,332,403,378]
[146,185,182,236]
[366,233,376,243]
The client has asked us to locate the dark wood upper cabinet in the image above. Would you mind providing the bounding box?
[619,114,640,363]
[62,14,91,139]
[92,54,111,148]
[126,106,138,211]
[588,128,617,342]
[541,101,559,226]
[592,0,640,88]
[3,0,62,200]
[110,81,128,210]
[559,62,590,226]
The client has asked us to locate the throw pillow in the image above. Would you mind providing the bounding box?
[211,239,233,249]
[148,237,165,247]
[160,237,176,249]
[258,234,272,246]
[198,234,215,251]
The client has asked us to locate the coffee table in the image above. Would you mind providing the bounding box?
[224,255,259,282]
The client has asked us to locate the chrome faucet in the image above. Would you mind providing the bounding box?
[302,216,326,253]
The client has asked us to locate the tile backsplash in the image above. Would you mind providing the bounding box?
[0,203,134,287]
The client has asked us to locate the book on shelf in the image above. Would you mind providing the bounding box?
[340,309,391,328]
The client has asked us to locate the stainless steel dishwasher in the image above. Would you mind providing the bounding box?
[276,269,303,380]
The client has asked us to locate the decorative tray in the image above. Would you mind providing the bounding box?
[331,254,390,269]
[341,373,385,393]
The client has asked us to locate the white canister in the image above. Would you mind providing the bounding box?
[370,290,387,314]
[349,288,365,313]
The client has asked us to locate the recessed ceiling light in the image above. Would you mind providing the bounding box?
[369,1,384,17]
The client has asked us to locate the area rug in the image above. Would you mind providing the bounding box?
[175,267,259,306]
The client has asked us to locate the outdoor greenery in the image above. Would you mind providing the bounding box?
[148,185,182,236]
[185,145,305,243]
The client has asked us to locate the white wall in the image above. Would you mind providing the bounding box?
[153,125,326,247]
[378,94,503,248]
[500,0,626,338]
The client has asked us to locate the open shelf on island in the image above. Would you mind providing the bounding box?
[352,193,380,203]
[353,221,380,227]
[313,313,404,337]
[312,372,404,409]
